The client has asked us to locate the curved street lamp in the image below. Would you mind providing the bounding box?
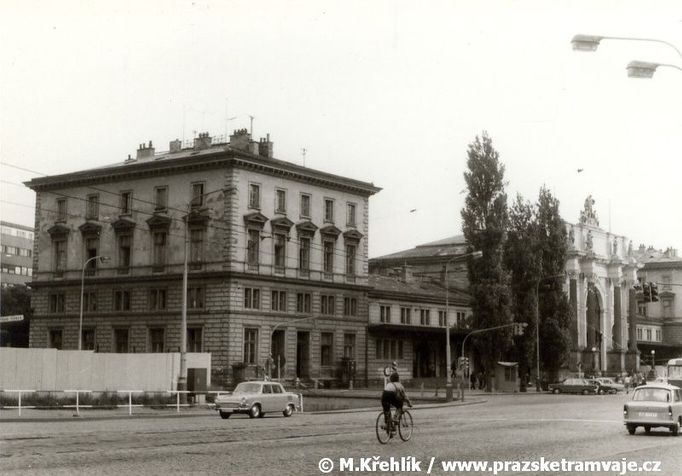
[79,255,109,350]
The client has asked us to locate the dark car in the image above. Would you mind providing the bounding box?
[549,378,599,395]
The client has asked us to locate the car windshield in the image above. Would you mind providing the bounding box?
[234,383,261,394]
[632,388,671,402]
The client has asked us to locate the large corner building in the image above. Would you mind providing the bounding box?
[26,130,380,385]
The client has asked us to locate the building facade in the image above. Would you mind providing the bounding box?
[26,130,380,385]
[1,221,34,287]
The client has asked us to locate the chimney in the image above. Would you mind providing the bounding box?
[193,132,212,150]
[248,141,259,155]
[229,128,251,151]
[400,265,414,284]
[136,140,155,160]
[258,133,274,158]
[169,139,182,153]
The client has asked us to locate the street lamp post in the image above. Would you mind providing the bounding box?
[444,250,482,402]
[79,255,109,350]
[651,350,656,377]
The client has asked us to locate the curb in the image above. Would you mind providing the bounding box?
[308,399,488,415]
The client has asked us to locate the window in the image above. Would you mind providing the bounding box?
[637,302,647,317]
[344,297,357,316]
[271,290,287,312]
[346,244,356,276]
[438,310,446,327]
[114,328,129,353]
[400,307,411,324]
[56,198,67,222]
[152,231,167,269]
[646,328,652,341]
[120,191,132,215]
[49,293,65,313]
[321,332,333,366]
[49,329,63,349]
[274,233,286,272]
[188,287,204,309]
[149,288,167,310]
[276,189,286,213]
[83,291,97,311]
[456,311,467,327]
[244,328,258,364]
[154,187,168,211]
[300,194,311,218]
[662,275,672,291]
[299,237,311,273]
[420,309,431,326]
[324,198,334,222]
[380,305,391,323]
[347,203,356,226]
[114,289,131,311]
[656,329,662,342]
[297,293,311,313]
[118,234,132,271]
[84,237,99,274]
[662,299,673,319]
[53,239,67,273]
[190,228,204,264]
[343,333,355,359]
[82,329,95,351]
[249,183,260,209]
[86,194,99,220]
[637,327,643,340]
[323,240,334,275]
[244,287,261,309]
[149,328,165,352]
[191,182,204,209]
[187,328,203,352]
[247,229,260,267]
[321,295,335,315]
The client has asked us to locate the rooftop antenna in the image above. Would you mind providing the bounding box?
[302,147,307,167]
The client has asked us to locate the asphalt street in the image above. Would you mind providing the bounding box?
[1,393,681,475]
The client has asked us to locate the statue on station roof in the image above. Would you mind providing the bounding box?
[579,195,600,227]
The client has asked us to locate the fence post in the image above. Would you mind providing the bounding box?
[299,394,304,413]
[128,391,132,415]
[18,391,22,417]
[177,391,180,413]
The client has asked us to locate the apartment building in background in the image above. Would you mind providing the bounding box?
[1,221,34,287]
[25,130,380,385]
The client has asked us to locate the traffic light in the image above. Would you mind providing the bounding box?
[650,282,659,302]
[642,282,651,302]
[633,281,642,294]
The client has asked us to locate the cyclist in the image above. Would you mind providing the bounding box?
[381,371,412,433]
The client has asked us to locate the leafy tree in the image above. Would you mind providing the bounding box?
[461,132,512,391]
[505,194,542,390]
[535,186,571,379]
[0,284,32,347]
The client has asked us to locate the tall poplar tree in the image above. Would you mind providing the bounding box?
[536,186,571,380]
[461,132,512,390]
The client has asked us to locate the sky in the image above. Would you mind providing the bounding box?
[2,0,682,258]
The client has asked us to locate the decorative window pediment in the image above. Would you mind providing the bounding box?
[296,220,318,237]
[48,223,70,237]
[146,214,172,230]
[112,217,136,232]
[79,221,102,236]
[271,216,294,231]
[244,211,269,229]
[343,229,363,242]
[320,225,342,238]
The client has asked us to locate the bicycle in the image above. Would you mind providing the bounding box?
[375,407,413,443]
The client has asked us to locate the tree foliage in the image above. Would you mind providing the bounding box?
[0,284,32,347]
[461,132,512,388]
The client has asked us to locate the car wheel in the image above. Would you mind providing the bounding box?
[219,411,231,419]
[582,389,589,395]
[283,404,295,417]
[672,419,681,437]
[248,404,261,419]
[626,424,636,435]
[644,426,651,434]
[598,388,605,395]
[553,388,560,394]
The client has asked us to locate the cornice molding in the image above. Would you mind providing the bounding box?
[47,224,70,237]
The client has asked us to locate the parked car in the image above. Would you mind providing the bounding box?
[592,377,625,394]
[623,384,682,435]
[214,381,299,419]
[548,378,599,395]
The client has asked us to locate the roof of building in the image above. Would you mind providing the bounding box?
[368,273,470,304]
[0,221,34,232]
[634,248,682,269]
[370,235,468,262]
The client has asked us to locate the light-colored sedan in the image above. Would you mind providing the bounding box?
[214,381,299,419]
[595,377,625,394]
[623,384,682,435]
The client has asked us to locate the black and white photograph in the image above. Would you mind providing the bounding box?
[2,1,682,474]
